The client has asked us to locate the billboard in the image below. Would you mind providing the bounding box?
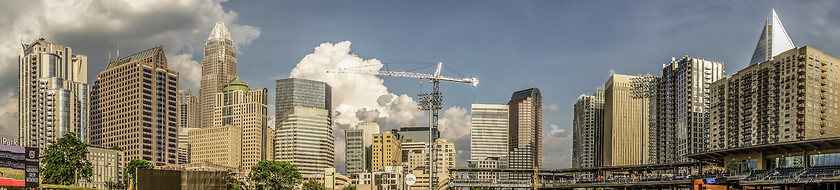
[0,144,39,187]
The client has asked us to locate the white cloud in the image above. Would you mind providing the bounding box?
[546,103,559,112]
[0,0,260,139]
[167,53,202,93]
[438,106,472,167]
[289,41,425,128]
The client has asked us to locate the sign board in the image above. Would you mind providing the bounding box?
[404,174,416,185]
[0,144,39,187]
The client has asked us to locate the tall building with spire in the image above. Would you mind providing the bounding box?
[749,9,795,66]
[18,38,88,151]
[90,46,179,165]
[200,22,237,128]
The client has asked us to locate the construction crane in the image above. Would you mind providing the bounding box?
[327,62,478,190]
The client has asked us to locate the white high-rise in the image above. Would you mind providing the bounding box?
[469,104,509,160]
[19,38,88,150]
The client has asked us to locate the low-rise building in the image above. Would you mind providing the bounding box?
[76,146,122,189]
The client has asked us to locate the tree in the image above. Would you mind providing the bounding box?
[250,160,302,190]
[301,179,325,190]
[341,185,357,190]
[110,145,124,151]
[41,132,92,185]
[124,159,154,185]
[226,170,242,190]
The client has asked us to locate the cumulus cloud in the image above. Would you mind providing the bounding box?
[549,124,571,138]
[167,53,202,93]
[0,0,261,138]
[546,103,559,112]
[289,41,425,129]
[289,41,478,169]
[438,107,472,167]
[289,41,430,171]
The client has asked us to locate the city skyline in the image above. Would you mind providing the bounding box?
[4,1,840,171]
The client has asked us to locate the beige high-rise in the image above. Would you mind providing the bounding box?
[189,125,242,168]
[401,139,456,188]
[200,22,237,128]
[213,78,269,168]
[90,46,179,166]
[18,38,88,151]
[603,74,649,166]
[711,46,840,150]
[371,131,401,172]
[276,107,334,176]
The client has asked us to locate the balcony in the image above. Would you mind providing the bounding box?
[797,118,806,123]
[822,75,828,79]
[797,96,806,101]
[821,101,829,106]
[796,125,806,131]
[797,75,807,81]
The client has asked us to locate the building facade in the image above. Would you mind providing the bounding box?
[177,90,199,164]
[345,122,380,177]
[711,46,840,151]
[507,88,542,176]
[470,104,509,161]
[371,131,401,172]
[276,107,334,176]
[90,46,179,166]
[275,78,332,122]
[18,38,88,151]
[76,146,122,189]
[200,22,238,128]
[649,56,724,164]
[603,74,648,166]
[188,125,242,168]
[213,78,270,168]
[572,89,604,171]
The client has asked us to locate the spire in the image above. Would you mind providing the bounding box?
[208,22,232,41]
[749,9,795,66]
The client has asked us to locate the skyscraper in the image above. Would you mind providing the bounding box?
[507,88,542,173]
[276,107,334,176]
[749,9,796,66]
[214,78,270,167]
[90,46,179,165]
[200,22,237,128]
[603,74,648,166]
[18,38,88,151]
[711,46,840,150]
[371,131,401,172]
[177,90,198,164]
[469,104,509,160]
[650,56,724,164]
[345,122,379,177]
[572,89,604,171]
[275,78,332,121]
[707,10,840,151]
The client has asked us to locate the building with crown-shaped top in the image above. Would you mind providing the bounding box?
[200,22,238,128]
[90,46,179,166]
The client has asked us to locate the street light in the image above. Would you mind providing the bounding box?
[629,75,658,170]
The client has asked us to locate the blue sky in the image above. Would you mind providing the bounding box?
[2,0,840,171]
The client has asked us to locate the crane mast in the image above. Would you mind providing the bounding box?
[328,62,477,190]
